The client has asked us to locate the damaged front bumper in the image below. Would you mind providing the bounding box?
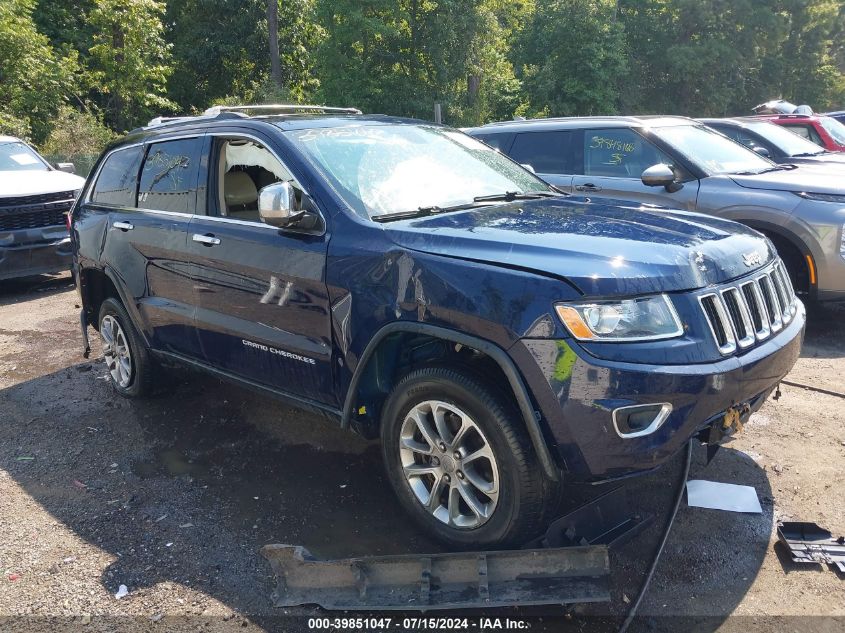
[513,300,805,481]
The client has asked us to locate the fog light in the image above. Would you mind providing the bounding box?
[612,403,673,438]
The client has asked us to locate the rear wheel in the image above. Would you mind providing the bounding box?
[381,367,550,548]
[98,297,154,397]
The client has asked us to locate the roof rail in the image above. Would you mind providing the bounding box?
[142,111,247,131]
[202,104,362,116]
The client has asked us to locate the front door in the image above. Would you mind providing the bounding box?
[572,127,700,210]
[188,134,335,406]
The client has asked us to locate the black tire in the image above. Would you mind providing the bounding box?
[380,366,550,548]
[97,297,154,398]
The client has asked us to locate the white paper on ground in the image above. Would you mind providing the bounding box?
[686,479,762,513]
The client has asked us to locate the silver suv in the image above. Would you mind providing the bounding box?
[467,116,845,302]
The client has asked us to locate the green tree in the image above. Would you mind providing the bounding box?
[0,0,80,143]
[515,0,628,117]
[315,0,519,124]
[166,0,320,111]
[87,0,175,131]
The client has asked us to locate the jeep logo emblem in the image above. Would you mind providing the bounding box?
[743,251,763,267]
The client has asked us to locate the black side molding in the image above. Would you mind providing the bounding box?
[341,322,560,481]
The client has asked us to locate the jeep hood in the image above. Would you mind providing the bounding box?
[383,197,775,297]
[0,170,85,198]
[729,165,844,194]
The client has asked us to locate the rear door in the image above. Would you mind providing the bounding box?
[91,137,204,357]
[187,131,335,406]
[571,127,700,210]
[505,130,579,190]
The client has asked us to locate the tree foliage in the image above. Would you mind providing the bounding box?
[0,0,80,143]
[2,0,843,146]
[87,0,175,131]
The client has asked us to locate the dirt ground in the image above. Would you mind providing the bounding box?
[1,273,843,632]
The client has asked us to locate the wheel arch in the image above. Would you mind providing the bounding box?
[79,265,150,344]
[739,219,817,295]
[341,322,559,481]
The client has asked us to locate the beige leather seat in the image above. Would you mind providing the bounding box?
[223,171,259,218]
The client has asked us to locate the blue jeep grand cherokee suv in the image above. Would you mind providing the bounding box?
[71,105,805,547]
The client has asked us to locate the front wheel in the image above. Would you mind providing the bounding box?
[380,367,550,548]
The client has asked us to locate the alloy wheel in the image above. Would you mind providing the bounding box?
[398,400,500,529]
[100,315,132,388]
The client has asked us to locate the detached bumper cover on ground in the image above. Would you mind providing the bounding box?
[261,544,610,610]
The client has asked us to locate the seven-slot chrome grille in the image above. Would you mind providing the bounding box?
[699,259,798,355]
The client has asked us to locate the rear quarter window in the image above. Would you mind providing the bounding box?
[90,146,144,207]
[508,131,580,175]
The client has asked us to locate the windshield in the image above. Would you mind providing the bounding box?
[286,124,551,219]
[820,117,845,145]
[652,124,774,175]
[746,121,825,156]
[0,141,49,172]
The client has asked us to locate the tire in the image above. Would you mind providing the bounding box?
[98,297,154,398]
[380,366,549,548]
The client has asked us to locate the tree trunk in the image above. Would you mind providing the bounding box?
[267,0,282,88]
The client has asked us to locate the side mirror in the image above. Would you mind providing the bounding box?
[258,181,319,230]
[521,163,536,173]
[641,163,683,192]
[56,162,76,174]
[752,146,771,158]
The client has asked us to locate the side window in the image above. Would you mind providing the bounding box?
[782,124,822,146]
[217,138,294,221]
[508,131,577,175]
[584,128,672,178]
[138,138,203,214]
[90,146,144,207]
[474,133,513,153]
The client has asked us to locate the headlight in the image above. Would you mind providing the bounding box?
[72,188,83,199]
[793,191,845,204]
[556,294,684,341]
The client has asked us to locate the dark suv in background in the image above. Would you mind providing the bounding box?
[71,106,804,547]
[699,117,845,167]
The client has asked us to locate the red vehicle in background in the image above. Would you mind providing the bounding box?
[756,113,845,152]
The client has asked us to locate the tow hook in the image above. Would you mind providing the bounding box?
[701,402,751,463]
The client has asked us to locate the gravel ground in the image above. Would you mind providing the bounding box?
[0,273,843,632]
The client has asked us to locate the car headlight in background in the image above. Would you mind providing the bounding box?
[73,188,83,199]
[556,294,684,341]
[793,191,845,204]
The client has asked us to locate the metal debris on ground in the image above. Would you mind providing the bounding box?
[261,544,610,611]
[686,480,762,513]
[777,522,845,573]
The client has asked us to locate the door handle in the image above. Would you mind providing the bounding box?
[113,221,134,231]
[575,184,602,192]
[192,233,221,246]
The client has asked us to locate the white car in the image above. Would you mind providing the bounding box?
[0,136,85,281]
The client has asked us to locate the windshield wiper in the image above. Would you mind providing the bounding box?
[733,165,796,175]
[371,202,479,223]
[472,190,564,203]
[792,151,827,157]
[372,190,565,223]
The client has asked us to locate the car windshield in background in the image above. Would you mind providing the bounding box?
[652,124,775,175]
[746,121,826,156]
[0,142,48,172]
[287,125,552,219]
[820,117,845,145]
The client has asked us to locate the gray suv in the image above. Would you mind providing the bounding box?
[467,116,845,302]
